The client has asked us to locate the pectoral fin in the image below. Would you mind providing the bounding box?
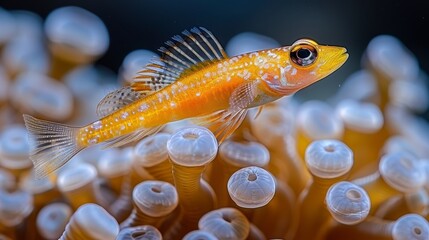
[192,82,259,143]
[229,81,258,110]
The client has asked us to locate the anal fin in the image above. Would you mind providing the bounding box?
[103,125,164,149]
[192,109,248,144]
[253,106,264,119]
[192,81,259,143]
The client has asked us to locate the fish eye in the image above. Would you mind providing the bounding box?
[290,44,318,67]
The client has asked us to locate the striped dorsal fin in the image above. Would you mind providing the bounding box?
[132,27,228,92]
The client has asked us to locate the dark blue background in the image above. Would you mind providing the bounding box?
[2,0,428,119]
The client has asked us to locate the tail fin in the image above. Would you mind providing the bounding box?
[23,114,84,178]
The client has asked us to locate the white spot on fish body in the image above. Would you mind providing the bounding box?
[121,112,129,119]
[243,70,251,80]
[229,57,238,64]
[280,67,288,86]
[262,73,269,81]
[164,92,170,100]
[254,56,266,67]
[237,69,252,80]
[91,121,103,130]
[249,52,259,58]
[88,138,98,145]
[267,51,278,58]
[138,104,148,112]
[237,70,247,78]
[291,68,297,76]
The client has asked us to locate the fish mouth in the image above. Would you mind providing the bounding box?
[334,48,349,68]
[338,47,349,61]
[316,47,349,79]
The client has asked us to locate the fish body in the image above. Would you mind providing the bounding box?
[79,50,280,146]
[24,27,348,178]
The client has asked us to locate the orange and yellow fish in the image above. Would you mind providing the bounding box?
[24,27,348,178]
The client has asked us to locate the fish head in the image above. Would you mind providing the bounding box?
[263,39,349,96]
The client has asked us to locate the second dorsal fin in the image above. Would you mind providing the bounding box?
[96,86,144,117]
[97,27,227,117]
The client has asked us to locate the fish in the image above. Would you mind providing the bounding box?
[23,27,349,178]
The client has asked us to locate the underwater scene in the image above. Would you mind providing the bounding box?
[0,1,428,240]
